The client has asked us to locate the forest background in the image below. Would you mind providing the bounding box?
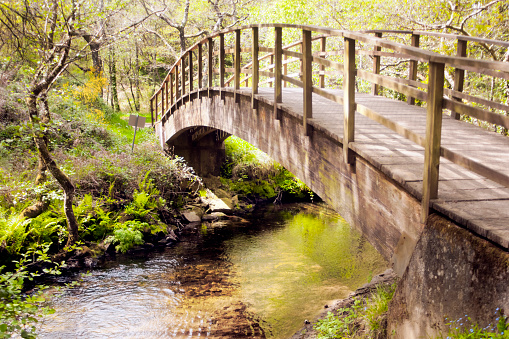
[0,0,508,337]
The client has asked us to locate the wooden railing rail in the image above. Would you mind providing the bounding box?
[150,24,509,223]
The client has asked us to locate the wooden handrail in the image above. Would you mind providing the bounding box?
[150,24,509,223]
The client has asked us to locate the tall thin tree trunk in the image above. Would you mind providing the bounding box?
[135,42,141,112]
[109,45,120,112]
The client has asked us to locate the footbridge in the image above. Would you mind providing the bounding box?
[151,24,509,337]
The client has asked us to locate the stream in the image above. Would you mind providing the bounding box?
[38,203,387,338]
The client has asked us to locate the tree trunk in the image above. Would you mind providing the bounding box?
[27,93,79,248]
[109,45,120,112]
[135,42,141,111]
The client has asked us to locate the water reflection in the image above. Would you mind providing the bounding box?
[39,203,387,338]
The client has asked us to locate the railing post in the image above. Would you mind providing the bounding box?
[170,72,174,106]
[198,43,203,90]
[343,37,356,164]
[372,32,382,96]
[274,27,282,119]
[270,55,274,87]
[283,54,287,87]
[234,29,241,91]
[407,33,420,105]
[150,98,154,126]
[208,38,214,93]
[161,82,165,116]
[189,50,193,92]
[219,33,225,88]
[165,78,170,110]
[452,39,468,120]
[302,29,312,136]
[181,57,186,98]
[319,37,326,88]
[421,61,445,223]
[175,63,180,101]
[252,27,259,110]
[155,92,159,121]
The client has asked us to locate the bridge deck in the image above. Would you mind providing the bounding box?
[246,88,509,248]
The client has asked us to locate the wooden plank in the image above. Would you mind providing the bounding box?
[302,29,313,136]
[188,50,193,92]
[175,64,180,100]
[282,74,304,88]
[312,56,343,73]
[252,27,259,109]
[208,38,214,88]
[312,87,343,105]
[181,56,186,97]
[320,37,326,88]
[169,73,174,106]
[234,29,241,90]
[219,33,225,88]
[343,37,356,164]
[451,39,467,119]
[357,70,428,101]
[443,99,509,129]
[444,88,509,113]
[198,43,203,89]
[372,32,382,96]
[274,27,283,113]
[421,61,445,223]
[407,34,419,105]
[283,49,303,59]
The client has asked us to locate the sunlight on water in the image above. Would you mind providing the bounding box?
[39,203,387,338]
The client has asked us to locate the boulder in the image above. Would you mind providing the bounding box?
[182,211,202,223]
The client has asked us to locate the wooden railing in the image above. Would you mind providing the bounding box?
[150,24,509,223]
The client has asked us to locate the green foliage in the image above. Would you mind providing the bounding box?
[106,220,147,253]
[0,244,64,338]
[437,309,509,339]
[315,299,364,338]
[0,211,31,255]
[314,283,397,338]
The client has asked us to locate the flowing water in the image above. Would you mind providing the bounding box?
[39,203,387,338]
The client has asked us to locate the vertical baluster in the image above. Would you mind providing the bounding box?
[283,54,287,87]
[208,38,214,87]
[189,50,193,93]
[219,33,225,88]
[452,39,467,120]
[198,44,203,90]
[165,78,169,110]
[270,55,274,87]
[421,61,445,223]
[161,81,165,116]
[302,29,312,136]
[175,64,180,101]
[155,92,159,121]
[170,72,174,107]
[234,29,241,91]
[407,34,420,105]
[181,57,186,98]
[150,97,154,126]
[274,27,282,118]
[252,27,259,110]
[372,32,382,96]
[343,37,356,164]
[319,37,326,88]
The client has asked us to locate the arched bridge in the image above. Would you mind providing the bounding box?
[151,24,509,337]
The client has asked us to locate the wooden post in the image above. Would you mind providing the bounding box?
[208,38,214,89]
[372,32,382,96]
[169,73,174,106]
[274,27,282,118]
[181,58,186,98]
[270,55,274,87]
[252,27,259,109]
[283,54,287,87]
[302,29,312,136]
[175,64,180,100]
[165,78,169,109]
[155,92,158,121]
[343,37,356,164]
[421,61,445,223]
[189,49,193,92]
[319,37,326,88]
[452,39,467,120]
[150,98,154,126]
[234,29,241,91]
[161,82,165,116]
[219,33,225,88]
[407,34,420,105]
[198,43,203,90]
